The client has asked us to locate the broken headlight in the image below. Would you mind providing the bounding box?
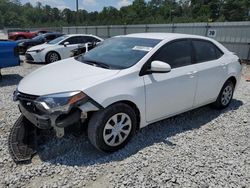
[35,91,87,114]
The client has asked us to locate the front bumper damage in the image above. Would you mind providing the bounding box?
[9,91,101,163]
[8,115,37,163]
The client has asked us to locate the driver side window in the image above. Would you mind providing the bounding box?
[153,39,192,69]
[62,36,81,45]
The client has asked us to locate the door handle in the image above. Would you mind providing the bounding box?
[187,72,195,78]
[187,71,198,75]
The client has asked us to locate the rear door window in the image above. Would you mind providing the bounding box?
[78,36,101,43]
[192,40,223,63]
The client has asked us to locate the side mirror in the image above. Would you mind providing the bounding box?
[149,61,171,73]
[64,42,69,47]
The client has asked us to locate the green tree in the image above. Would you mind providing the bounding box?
[222,0,250,21]
[0,0,248,28]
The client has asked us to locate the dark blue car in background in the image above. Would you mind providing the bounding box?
[0,41,20,78]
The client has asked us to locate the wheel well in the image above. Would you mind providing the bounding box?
[112,100,141,130]
[227,76,237,86]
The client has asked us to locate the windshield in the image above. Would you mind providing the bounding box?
[33,35,45,41]
[76,37,161,69]
[48,35,68,44]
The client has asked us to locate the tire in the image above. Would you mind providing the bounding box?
[212,80,235,109]
[88,103,137,152]
[46,51,61,63]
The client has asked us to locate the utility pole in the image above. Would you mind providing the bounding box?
[76,0,79,12]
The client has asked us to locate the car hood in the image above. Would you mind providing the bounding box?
[18,58,120,96]
[27,43,52,51]
[16,39,32,44]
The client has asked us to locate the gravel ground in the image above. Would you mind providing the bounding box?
[0,62,249,188]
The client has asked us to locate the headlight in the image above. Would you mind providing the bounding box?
[35,91,87,113]
[35,48,45,53]
[28,48,45,53]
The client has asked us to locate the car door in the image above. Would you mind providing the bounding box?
[0,41,20,69]
[59,36,82,59]
[191,39,226,106]
[144,39,198,122]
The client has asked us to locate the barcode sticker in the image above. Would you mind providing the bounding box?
[132,46,153,52]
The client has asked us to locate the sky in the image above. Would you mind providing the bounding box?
[20,0,134,12]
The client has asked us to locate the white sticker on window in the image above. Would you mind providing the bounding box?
[132,46,153,52]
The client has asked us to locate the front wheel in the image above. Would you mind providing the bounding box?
[46,52,61,63]
[213,80,235,109]
[87,103,137,152]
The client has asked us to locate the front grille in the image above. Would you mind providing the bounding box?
[17,92,42,115]
[25,53,34,61]
[18,46,27,55]
[17,92,39,101]
[19,100,38,114]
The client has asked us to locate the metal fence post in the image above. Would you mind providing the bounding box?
[172,23,175,33]
[247,43,250,61]
[95,27,98,36]
[107,25,110,38]
[145,24,148,33]
[124,25,127,35]
[205,22,210,37]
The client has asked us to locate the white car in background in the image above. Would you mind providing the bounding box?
[14,33,242,153]
[25,34,103,63]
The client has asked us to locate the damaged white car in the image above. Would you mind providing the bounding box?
[10,33,242,162]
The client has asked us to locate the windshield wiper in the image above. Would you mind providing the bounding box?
[84,60,111,69]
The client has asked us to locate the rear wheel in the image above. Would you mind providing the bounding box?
[46,52,60,63]
[87,103,137,152]
[213,80,235,109]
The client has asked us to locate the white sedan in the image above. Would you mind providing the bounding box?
[25,34,103,63]
[14,33,242,152]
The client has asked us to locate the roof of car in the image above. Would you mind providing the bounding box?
[66,34,97,37]
[65,34,103,41]
[125,33,209,41]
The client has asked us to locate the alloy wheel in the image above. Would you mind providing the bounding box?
[49,53,59,62]
[221,85,233,106]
